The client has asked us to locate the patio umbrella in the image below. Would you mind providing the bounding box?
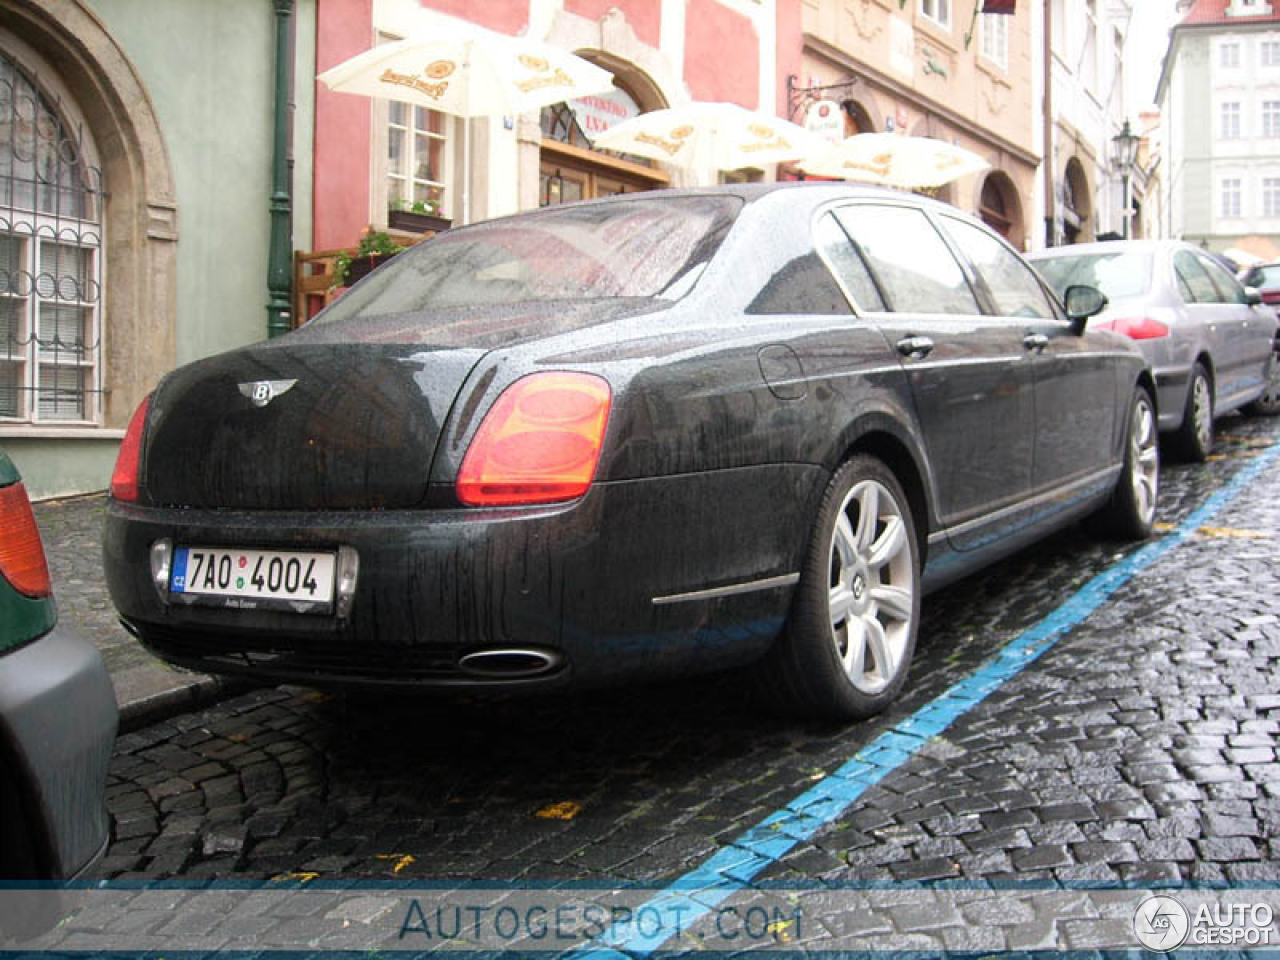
[318,21,616,222]
[587,101,823,172]
[799,133,990,189]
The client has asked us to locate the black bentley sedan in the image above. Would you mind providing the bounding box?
[104,184,1157,720]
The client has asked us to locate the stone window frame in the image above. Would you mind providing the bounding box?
[0,0,176,436]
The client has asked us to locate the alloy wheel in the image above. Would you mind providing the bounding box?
[1131,394,1159,527]
[1192,373,1212,452]
[827,479,915,695]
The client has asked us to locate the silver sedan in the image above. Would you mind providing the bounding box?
[1030,240,1280,460]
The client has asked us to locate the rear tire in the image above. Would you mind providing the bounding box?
[1173,362,1213,462]
[754,455,920,721]
[1087,385,1158,541]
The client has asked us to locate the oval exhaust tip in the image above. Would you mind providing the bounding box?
[458,647,561,678]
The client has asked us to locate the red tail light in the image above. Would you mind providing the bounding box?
[457,372,612,507]
[1094,316,1170,340]
[0,481,51,598]
[110,396,150,502]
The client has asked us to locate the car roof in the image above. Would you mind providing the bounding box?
[515,180,982,224]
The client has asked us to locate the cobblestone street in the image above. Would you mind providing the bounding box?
[23,412,1280,952]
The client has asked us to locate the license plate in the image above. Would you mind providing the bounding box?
[170,546,336,614]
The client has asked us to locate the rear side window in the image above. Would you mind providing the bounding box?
[1197,254,1249,304]
[747,250,853,315]
[1174,251,1221,304]
[812,212,884,312]
[941,217,1055,318]
[833,205,980,315]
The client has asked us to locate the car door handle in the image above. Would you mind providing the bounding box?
[896,336,934,359]
[1023,333,1049,353]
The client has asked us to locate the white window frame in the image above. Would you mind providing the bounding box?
[1221,177,1243,219]
[369,32,455,227]
[1264,177,1280,218]
[921,0,952,31]
[1263,40,1280,67]
[1222,101,1242,139]
[981,13,1010,69]
[1220,41,1241,68]
[386,101,451,216]
[0,42,104,427]
[1265,101,1280,138]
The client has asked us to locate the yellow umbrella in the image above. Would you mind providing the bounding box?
[318,20,616,221]
[588,101,823,172]
[800,133,990,189]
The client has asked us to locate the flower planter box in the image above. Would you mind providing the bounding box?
[388,209,452,235]
[343,253,396,286]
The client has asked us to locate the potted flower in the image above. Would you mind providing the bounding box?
[388,194,452,235]
[332,227,404,289]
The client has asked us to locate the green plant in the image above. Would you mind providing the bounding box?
[332,227,404,289]
[392,194,443,216]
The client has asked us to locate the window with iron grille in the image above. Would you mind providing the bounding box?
[0,49,104,425]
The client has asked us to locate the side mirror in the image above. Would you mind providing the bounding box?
[1244,286,1263,307]
[1063,284,1108,333]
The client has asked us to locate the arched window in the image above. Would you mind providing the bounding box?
[0,46,104,423]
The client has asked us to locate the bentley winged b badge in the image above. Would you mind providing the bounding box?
[238,379,298,408]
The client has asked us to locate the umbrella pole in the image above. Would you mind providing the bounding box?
[462,115,471,225]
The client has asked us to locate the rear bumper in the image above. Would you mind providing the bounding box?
[104,466,824,691]
[0,625,117,878]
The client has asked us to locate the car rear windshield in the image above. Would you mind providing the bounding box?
[1250,264,1280,286]
[1033,250,1153,302]
[311,196,742,327]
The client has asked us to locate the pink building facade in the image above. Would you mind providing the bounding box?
[312,0,801,254]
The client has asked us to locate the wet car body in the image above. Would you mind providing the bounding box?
[104,185,1153,718]
[1030,240,1280,459]
[0,449,116,882]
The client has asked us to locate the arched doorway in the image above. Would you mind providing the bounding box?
[1062,157,1092,245]
[843,99,876,136]
[539,65,668,206]
[978,170,1025,249]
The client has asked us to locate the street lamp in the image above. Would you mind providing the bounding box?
[1112,118,1140,239]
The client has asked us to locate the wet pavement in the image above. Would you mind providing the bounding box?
[23,411,1280,951]
[33,496,238,728]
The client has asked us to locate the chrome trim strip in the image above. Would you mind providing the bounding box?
[652,573,800,606]
[932,465,1122,541]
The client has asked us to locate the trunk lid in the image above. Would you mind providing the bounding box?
[143,343,484,509]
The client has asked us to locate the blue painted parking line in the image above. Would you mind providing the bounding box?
[575,440,1280,958]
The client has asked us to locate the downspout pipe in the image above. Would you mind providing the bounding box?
[267,0,295,338]
[1043,0,1055,248]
